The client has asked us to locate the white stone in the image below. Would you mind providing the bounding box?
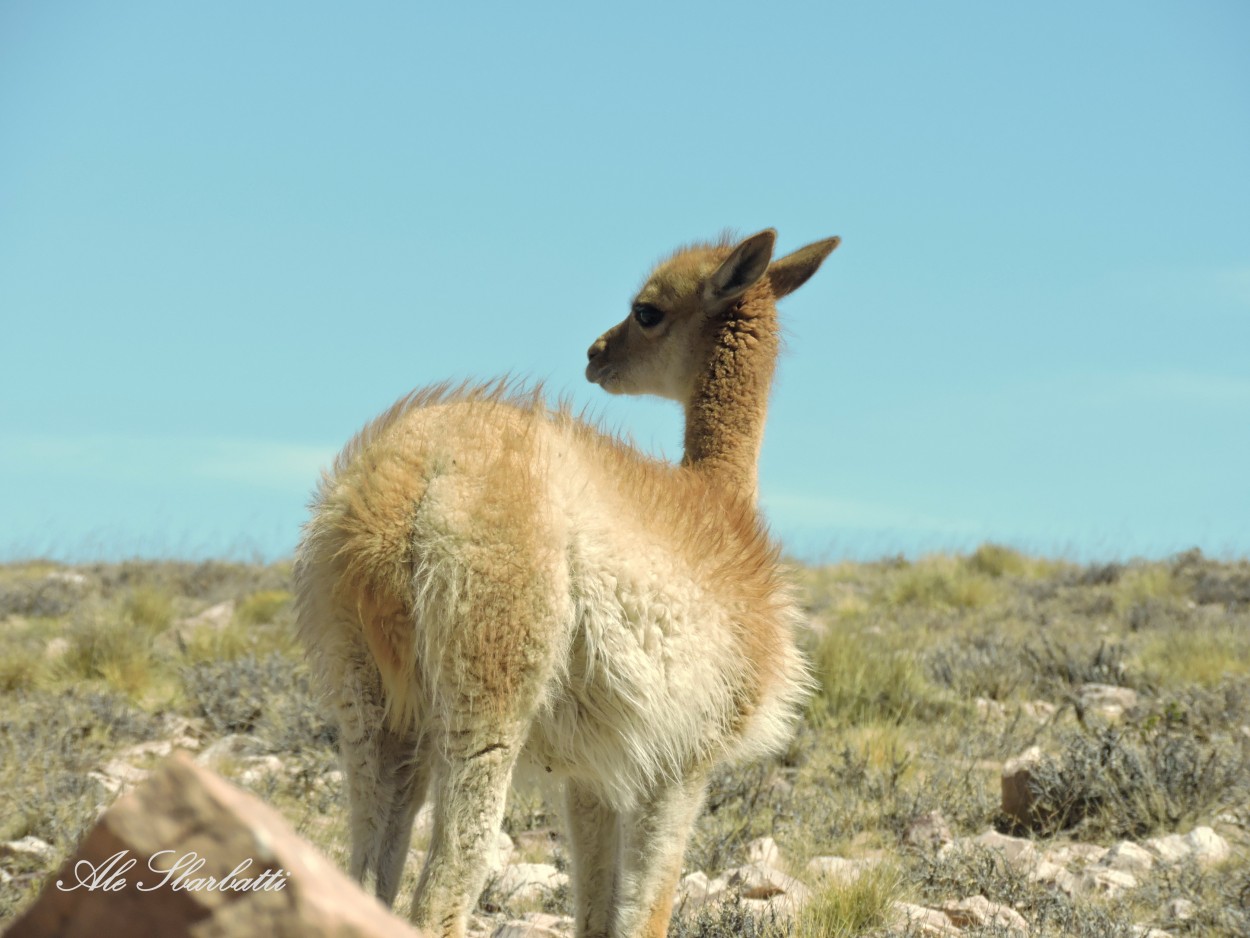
[972,829,1038,873]
[1165,898,1196,921]
[1101,841,1155,874]
[941,895,1029,934]
[491,912,569,938]
[43,636,71,661]
[0,836,55,863]
[486,830,515,875]
[1078,683,1138,718]
[890,902,962,936]
[1183,826,1230,864]
[180,600,235,631]
[805,855,871,884]
[723,863,808,902]
[1021,700,1057,723]
[1066,867,1137,898]
[493,863,568,904]
[745,835,781,866]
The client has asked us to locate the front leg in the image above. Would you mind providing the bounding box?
[614,773,707,938]
[564,780,620,937]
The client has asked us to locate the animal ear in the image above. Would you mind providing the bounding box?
[704,229,777,305]
[767,236,841,298]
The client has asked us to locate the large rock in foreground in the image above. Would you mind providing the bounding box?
[4,753,425,938]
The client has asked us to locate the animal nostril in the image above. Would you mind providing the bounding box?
[587,340,605,362]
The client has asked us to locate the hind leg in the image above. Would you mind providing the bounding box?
[614,772,708,938]
[334,644,431,903]
[410,719,527,938]
[564,780,620,938]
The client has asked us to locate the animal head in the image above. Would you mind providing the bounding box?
[585,229,841,403]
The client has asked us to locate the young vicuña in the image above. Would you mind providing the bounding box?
[294,228,840,937]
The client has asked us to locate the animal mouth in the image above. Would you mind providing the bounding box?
[585,360,614,389]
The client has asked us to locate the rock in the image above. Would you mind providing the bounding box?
[493,863,568,904]
[1044,842,1107,868]
[195,733,262,770]
[975,697,1007,720]
[87,759,150,797]
[1001,746,1045,827]
[3,752,428,938]
[1028,859,1067,885]
[239,755,285,787]
[1101,841,1155,874]
[1183,826,1230,864]
[971,830,1037,873]
[43,637,71,661]
[906,811,954,851]
[1021,700,1057,723]
[0,837,55,865]
[179,600,235,631]
[890,902,962,936]
[1078,683,1138,719]
[1064,867,1138,898]
[1144,826,1228,866]
[805,855,873,885]
[512,829,559,860]
[676,871,728,913]
[486,831,515,876]
[941,895,1029,934]
[1164,898,1196,922]
[491,913,570,937]
[723,863,809,903]
[1131,929,1174,938]
[745,836,781,867]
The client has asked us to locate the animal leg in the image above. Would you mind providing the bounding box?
[564,780,620,938]
[409,724,526,938]
[614,773,708,938]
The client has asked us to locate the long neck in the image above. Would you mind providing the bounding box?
[681,293,778,503]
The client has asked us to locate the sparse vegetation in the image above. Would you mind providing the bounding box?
[1,546,1247,935]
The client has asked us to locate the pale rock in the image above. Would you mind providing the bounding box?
[941,895,1029,934]
[493,863,568,904]
[239,755,285,786]
[745,836,781,867]
[676,870,728,912]
[195,733,261,770]
[485,831,515,876]
[43,637,70,661]
[890,902,962,936]
[723,863,809,903]
[1001,746,1045,827]
[1183,826,1230,864]
[971,829,1038,873]
[87,759,149,797]
[413,804,436,837]
[975,697,1008,720]
[1028,859,1067,885]
[1066,867,1138,898]
[1078,683,1138,719]
[1021,700,1057,723]
[44,571,89,589]
[2,752,427,938]
[491,913,570,938]
[179,600,235,631]
[906,811,954,850]
[0,837,55,864]
[1101,841,1155,874]
[1164,898,1196,922]
[805,855,872,884]
[1045,842,1107,868]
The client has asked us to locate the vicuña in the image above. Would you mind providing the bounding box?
[294,228,840,937]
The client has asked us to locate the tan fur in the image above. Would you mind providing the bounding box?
[294,230,839,938]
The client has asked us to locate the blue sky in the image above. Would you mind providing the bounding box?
[2,1,1247,563]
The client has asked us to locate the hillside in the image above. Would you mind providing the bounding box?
[1,548,1247,936]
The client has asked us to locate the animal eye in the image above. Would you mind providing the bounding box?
[633,303,665,328]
